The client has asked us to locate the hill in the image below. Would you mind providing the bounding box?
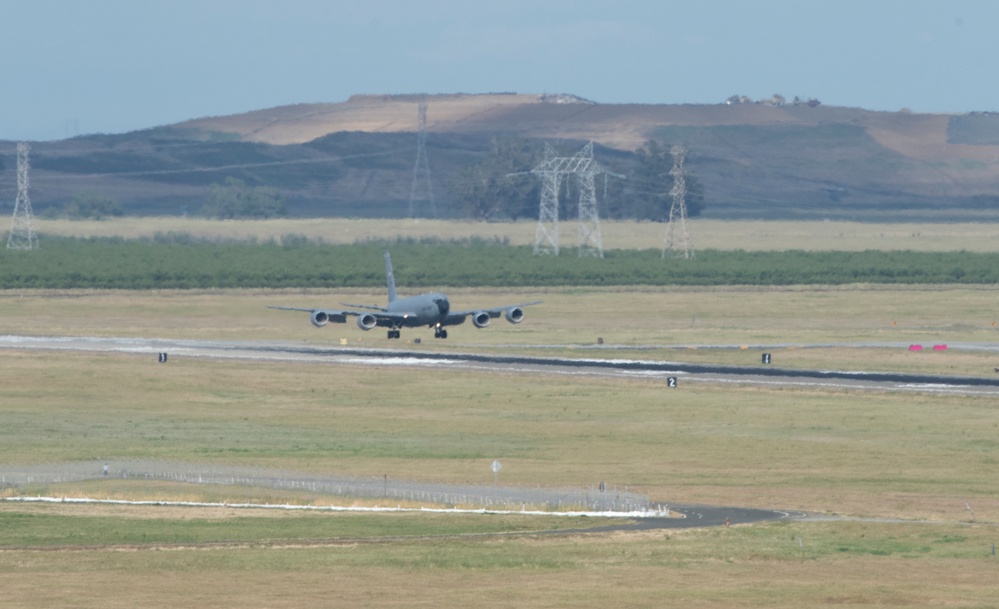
[4,93,999,220]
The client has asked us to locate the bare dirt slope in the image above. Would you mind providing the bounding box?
[182,93,824,150]
[180,94,542,146]
[180,93,997,162]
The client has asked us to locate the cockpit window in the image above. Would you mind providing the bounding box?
[433,297,449,316]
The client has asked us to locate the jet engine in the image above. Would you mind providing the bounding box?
[505,307,526,324]
[472,311,491,329]
[357,313,378,331]
[310,311,329,328]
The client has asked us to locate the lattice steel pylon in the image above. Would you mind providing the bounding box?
[532,143,563,255]
[530,142,608,257]
[408,99,436,218]
[7,142,38,251]
[662,144,693,259]
[575,142,604,258]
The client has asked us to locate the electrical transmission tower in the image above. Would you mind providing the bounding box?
[529,142,613,257]
[532,143,562,255]
[408,99,436,218]
[575,142,604,258]
[663,145,693,259]
[7,142,38,251]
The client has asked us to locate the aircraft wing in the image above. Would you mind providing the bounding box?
[267,305,354,323]
[444,300,542,326]
[268,305,415,327]
[339,302,387,311]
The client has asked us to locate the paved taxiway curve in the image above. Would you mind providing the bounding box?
[611,504,795,532]
[4,334,999,396]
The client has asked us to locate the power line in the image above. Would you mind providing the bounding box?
[5,149,402,182]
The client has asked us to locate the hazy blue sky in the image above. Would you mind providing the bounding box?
[2,0,997,141]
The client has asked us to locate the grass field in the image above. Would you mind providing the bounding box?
[3,346,999,518]
[4,285,999,376]
[31,216,999,252]
[1,514,997,607]
[2,342,999,607]
[3,220,999,607]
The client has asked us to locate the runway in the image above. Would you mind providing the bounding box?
[4,334,999,396]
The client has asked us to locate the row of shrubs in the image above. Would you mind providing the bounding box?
[1,237,997,289]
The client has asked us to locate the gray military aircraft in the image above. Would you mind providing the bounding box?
[269,251,541,339]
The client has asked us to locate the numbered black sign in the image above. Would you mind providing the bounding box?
[158,352,168,363]
[666,377,678,388]
[762,353,771,365]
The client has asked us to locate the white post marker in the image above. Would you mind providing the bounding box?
[491,459,502,484]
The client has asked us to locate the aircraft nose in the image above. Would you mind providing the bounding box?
[435,297,449,316]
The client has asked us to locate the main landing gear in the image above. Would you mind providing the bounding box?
[387,327,447,339]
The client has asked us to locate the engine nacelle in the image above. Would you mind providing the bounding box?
[310,311,329,328]
[505,307,526,324]
[472,311,491,329]
[356,313,378,331]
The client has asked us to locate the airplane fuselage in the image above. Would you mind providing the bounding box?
[386,292,450,327]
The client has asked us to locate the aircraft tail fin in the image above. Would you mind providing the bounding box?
[384,251,397,303]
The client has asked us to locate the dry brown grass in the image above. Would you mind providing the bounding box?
[33,217,999,252]
[1,522,997,608]
[4,345,999,606]
[3,346,999,520]
[4,253,999,606]
[4,285,999,377]
[180,94,541,145]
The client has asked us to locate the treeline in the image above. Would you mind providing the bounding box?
[1,237,998,289]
